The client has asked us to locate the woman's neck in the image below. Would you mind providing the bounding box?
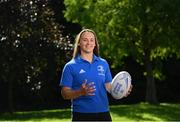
[80,52,93,63]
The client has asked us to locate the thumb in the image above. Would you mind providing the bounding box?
[82,79,87,88]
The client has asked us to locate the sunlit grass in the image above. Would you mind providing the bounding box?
[0,103,180,121]
[110,103,180,121]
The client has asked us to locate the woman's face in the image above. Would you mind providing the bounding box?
[79,31,96,54]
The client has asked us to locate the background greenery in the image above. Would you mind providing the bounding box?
[0,0,180,118]
[64,0,180,104]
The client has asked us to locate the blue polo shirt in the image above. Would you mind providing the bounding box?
[60,54,112,113]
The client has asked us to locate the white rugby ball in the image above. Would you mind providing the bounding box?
[110,71,131,99]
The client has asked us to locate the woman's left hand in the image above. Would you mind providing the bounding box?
[124,84,133,97]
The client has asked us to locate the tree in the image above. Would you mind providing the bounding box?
[63,0,180,104]
[0,0,73,112]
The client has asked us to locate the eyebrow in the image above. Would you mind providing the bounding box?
[81,37,95,39]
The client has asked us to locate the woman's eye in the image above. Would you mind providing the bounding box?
[82,39,87,42]
[91,39,95,42]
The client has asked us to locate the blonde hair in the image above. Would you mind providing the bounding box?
[72,29,99,58]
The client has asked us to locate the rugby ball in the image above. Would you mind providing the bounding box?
[110,71,131,99]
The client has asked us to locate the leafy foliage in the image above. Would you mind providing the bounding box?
[64,0,180,67]
[64,0,180,103]
[0,0,73,111]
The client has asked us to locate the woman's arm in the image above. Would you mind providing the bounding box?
[61,87,83,99]
[105,82,112,93]
[61,81,96,100]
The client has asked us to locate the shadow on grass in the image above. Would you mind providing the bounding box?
[0,109,71,121]
[110,103,180,121]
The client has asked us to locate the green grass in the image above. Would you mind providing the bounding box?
[0,103,180,121]
[110,103,180,121]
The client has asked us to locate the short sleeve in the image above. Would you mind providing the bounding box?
[60,64,73,87]
[105,61,112,83]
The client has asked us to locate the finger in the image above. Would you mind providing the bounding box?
[87,93,95,96]
[87,86,96,95]
[88,85,96,90]
[87,82,95,87]
[88,87,96,93]
[124,92,130,97]
[130,84,133,90]
[129,85,133,92]
[127,85,132,93]
[124,87,132,97]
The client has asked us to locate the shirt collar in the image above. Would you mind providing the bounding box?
[76,54,99,63]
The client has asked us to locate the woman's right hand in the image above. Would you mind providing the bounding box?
[80,80,96,96]
[61,80,96,100]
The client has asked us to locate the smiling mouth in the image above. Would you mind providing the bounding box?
[86,45,94,48]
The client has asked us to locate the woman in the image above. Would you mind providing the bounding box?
[60,29,132,121]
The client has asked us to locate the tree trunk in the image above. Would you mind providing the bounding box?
[144,50,158,104]
[8,79,13,113]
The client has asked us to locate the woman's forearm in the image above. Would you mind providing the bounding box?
[61,87,82,100]
[105,82,112,93]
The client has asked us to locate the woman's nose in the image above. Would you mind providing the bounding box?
[87,40,91,44]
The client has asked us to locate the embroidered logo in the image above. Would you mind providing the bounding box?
[79,69,86,74]
[97,65,105,76]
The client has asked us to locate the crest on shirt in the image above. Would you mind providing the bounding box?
[97,65,105,76]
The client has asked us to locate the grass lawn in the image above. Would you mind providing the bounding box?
[0,103,180,121]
